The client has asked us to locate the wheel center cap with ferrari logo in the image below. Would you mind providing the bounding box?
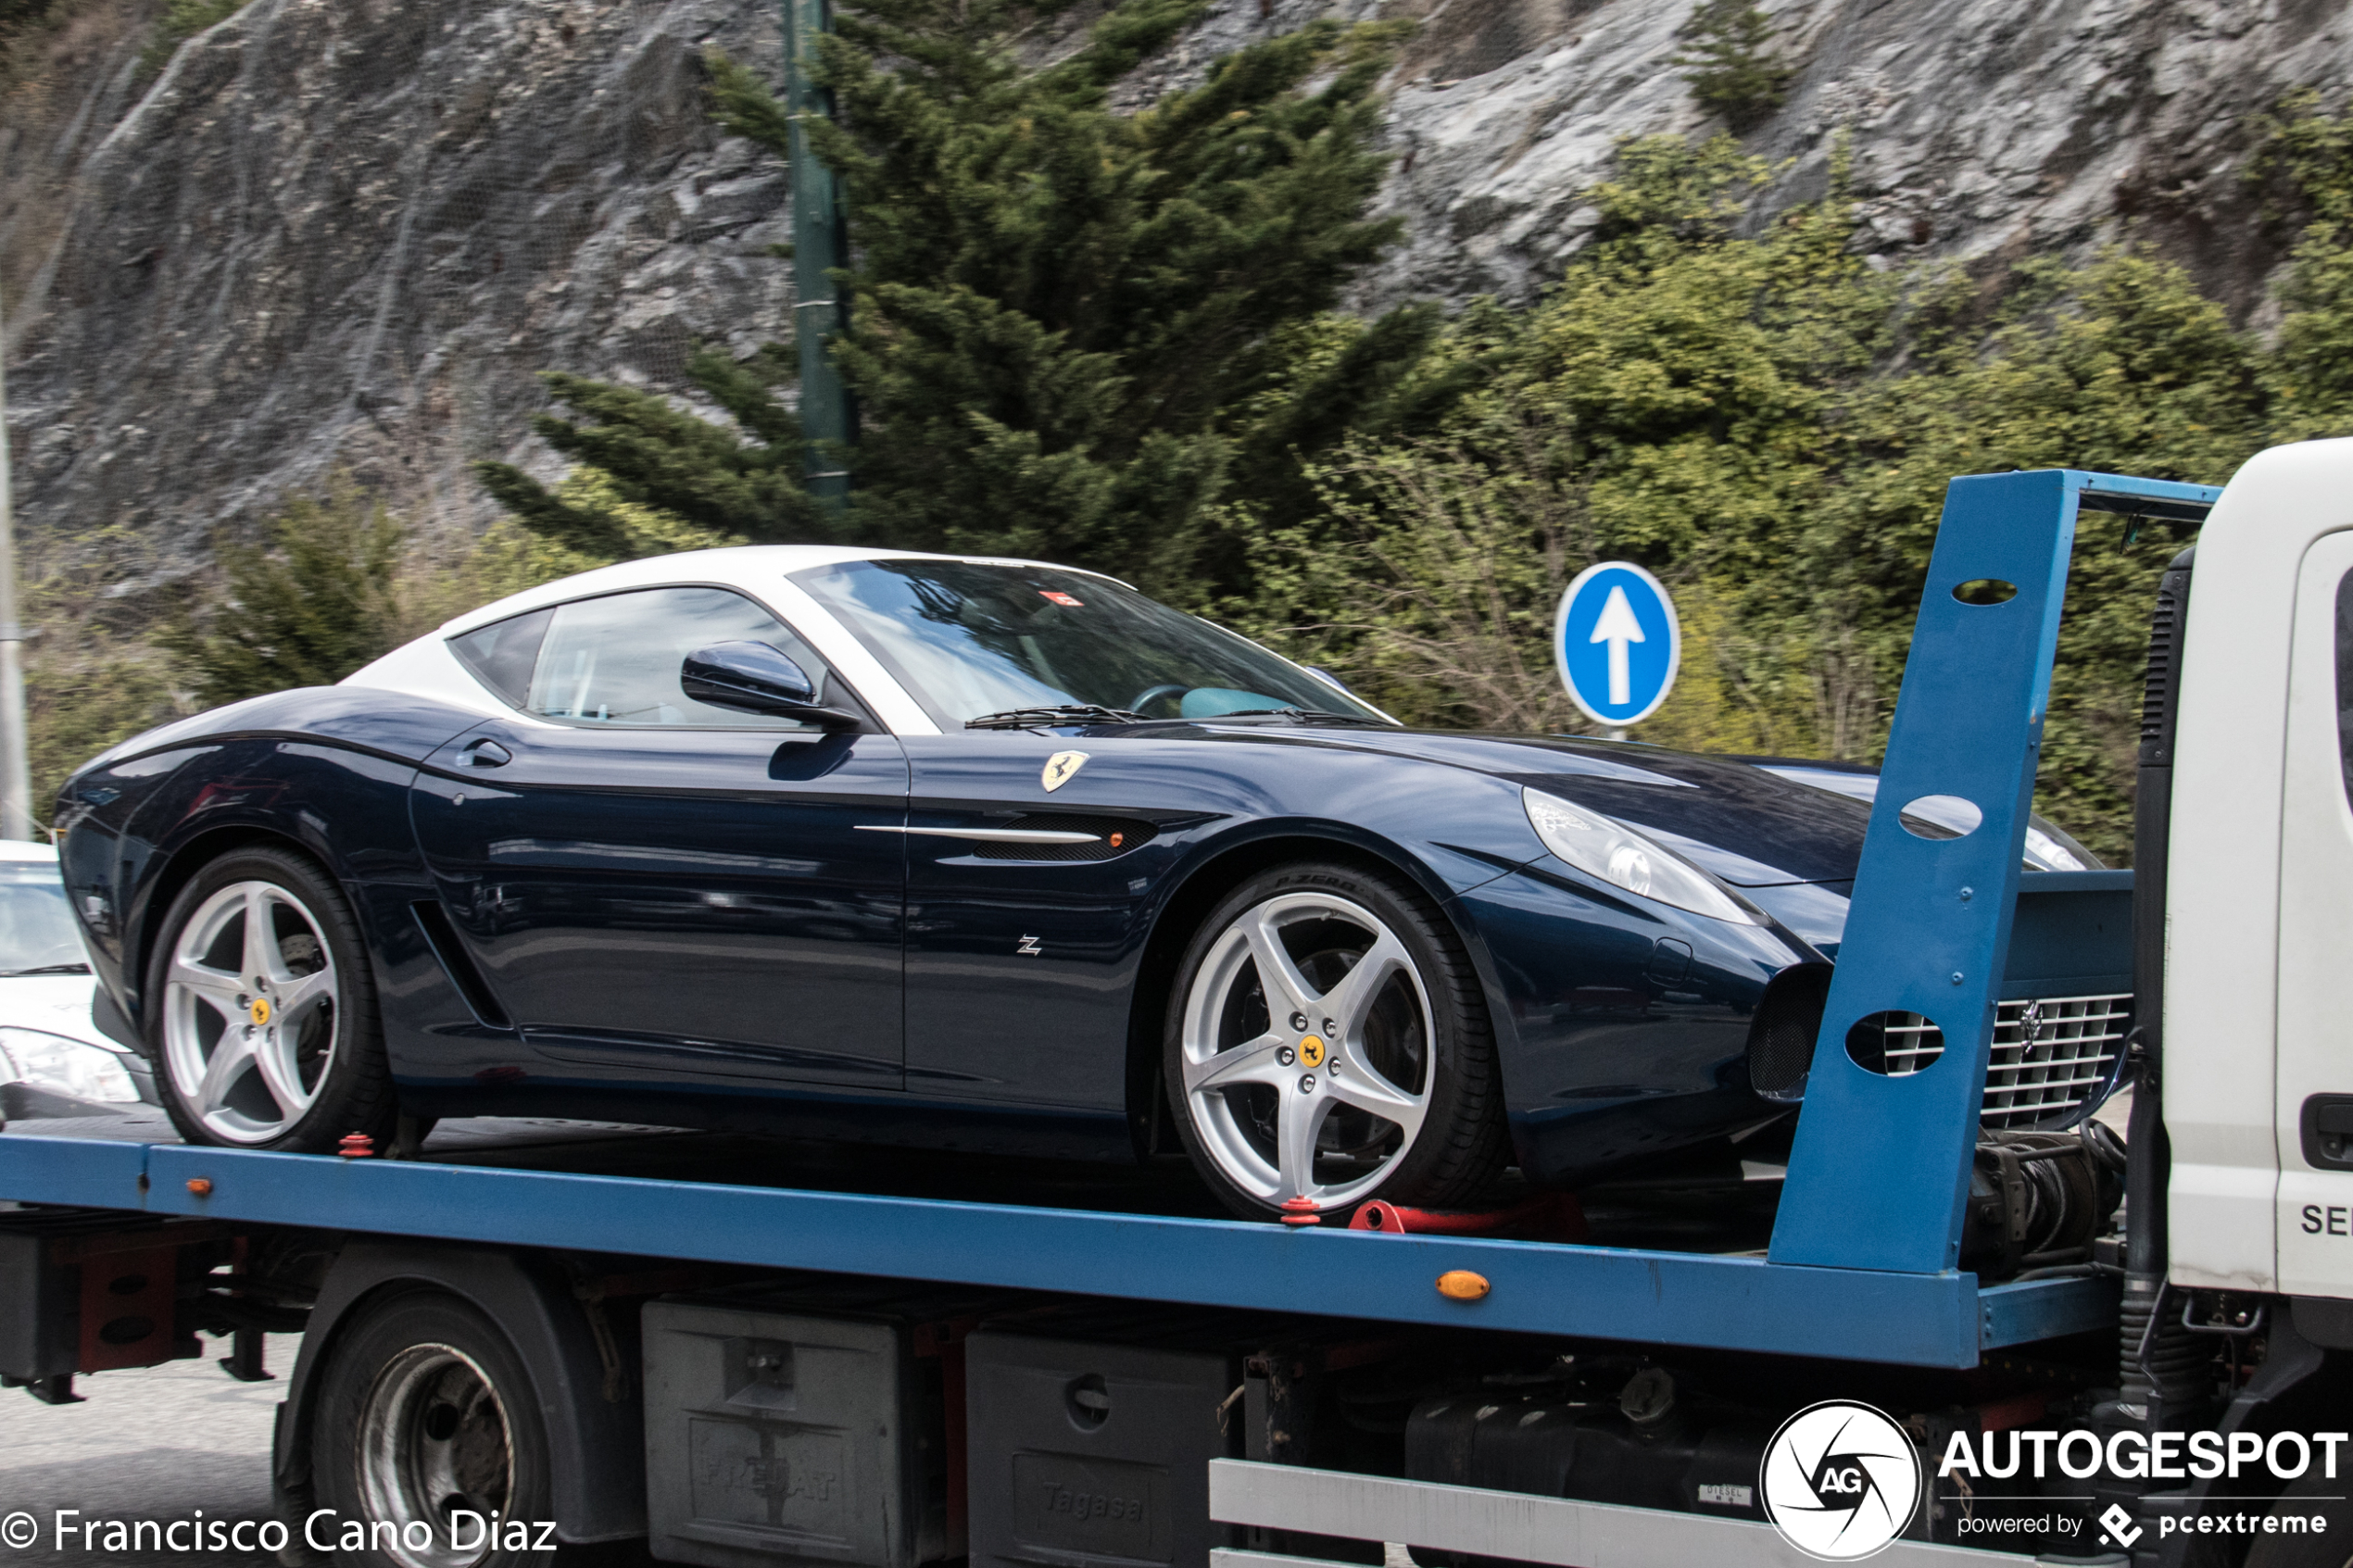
[249,997,272,1027]
[1298,1035,1326,1069]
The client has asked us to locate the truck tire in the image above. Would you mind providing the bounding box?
[1164,859,1509,1221]
[146,845,395,1152]
[311,1287,555,1568]
[2243,1466,2353,1568]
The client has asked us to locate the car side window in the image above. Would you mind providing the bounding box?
[2339,569,2353,808]
[448,607,553,707]
[456,587,837,729]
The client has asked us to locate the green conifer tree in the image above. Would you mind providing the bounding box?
[161,477,407,707]
[476,0,1450,599]
[1675,0,1793,133]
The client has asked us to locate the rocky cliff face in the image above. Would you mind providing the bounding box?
[1364,0,2352,318]
[4,0,2349,559]
[4,0,795,568]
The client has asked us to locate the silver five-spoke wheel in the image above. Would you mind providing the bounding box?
[358,1343,514,1568]
[1179,890,1434,1210]
[161,880,339,1144]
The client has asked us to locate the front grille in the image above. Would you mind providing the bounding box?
[1849,993,2132,1129]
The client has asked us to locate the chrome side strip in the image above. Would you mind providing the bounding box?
[853,825,1100,844]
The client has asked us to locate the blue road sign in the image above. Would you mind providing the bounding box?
[1555,562,1680,727]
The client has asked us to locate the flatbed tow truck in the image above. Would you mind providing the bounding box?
[6,444,2353,1568]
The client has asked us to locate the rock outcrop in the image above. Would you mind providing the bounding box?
[5,0,794,564]
[4,0,2351,556]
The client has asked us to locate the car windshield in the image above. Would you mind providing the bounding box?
[0,861,88,974]
[793,559,1390,727]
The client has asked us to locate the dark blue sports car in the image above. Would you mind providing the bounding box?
[50,549,2121,1219]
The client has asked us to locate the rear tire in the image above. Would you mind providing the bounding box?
[311,1289,554,1568]
[1163,859,1509,1221]
[2242,1464,2353,1568]
[146,846,394,1152]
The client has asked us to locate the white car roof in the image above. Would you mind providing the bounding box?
[433,546,1129,640]
[341,546,1142,735]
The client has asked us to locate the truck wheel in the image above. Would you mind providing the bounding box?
[312,1288,553,1568]
[1164,860,1509,1221]
[147,845,394,1152]
[2243,1465,2353,1567]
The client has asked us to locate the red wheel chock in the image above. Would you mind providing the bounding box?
[1347,1191,1588,1242]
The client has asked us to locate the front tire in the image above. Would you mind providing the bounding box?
[311,1289,553,1568]
[1163,860,1509,1221]
[147,846,394,1151]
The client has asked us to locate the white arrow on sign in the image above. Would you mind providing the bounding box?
[1588,584,1646,706]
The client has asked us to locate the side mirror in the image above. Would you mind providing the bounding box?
[681,642,862,728]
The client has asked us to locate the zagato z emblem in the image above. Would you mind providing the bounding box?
[1018,935,1043,956]
[1041,750,1088,792]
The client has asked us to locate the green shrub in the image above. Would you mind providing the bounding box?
[1675,0,1793,132]
[159,475,407,709]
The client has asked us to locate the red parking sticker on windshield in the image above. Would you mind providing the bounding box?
[1039,591,1084,607]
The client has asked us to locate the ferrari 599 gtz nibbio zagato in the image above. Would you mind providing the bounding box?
[49,548,2120,1220]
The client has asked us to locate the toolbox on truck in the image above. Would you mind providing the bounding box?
[966,1311,1265,1568]
[644,1284,1000,1568]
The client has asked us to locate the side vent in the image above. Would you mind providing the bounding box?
[409,900,513,1030]
[1747,963,1831,1099]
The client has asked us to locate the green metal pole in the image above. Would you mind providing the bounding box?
[0,289,32,841]
[783,0,852,509]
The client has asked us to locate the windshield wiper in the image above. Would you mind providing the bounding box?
[965,705,1148,730]
[1207,708,1382,725]
[0,962,90,977]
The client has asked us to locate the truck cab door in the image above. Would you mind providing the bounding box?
[2275,531,2353,1296]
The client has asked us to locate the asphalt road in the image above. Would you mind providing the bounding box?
[0,1336,294,1568]
[0,1333,671,1567]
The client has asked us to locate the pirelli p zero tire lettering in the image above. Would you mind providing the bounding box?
[146,845,394,1153]
[312,1290,556,1568]
[1164,859,1510,1222]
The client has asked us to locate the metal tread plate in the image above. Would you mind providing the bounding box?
[1206,1460,2034,1568]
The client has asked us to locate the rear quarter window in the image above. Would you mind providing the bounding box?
[448,608,553,707]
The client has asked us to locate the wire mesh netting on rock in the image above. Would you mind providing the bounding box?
[2,0,793,571]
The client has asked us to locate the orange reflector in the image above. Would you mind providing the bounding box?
[1436,1270,1490,1301]
[186,1178,212,1197]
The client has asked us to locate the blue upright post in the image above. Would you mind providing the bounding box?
[1768,469,2217,1274]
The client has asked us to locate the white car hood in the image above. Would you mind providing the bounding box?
[0,972,109,1047]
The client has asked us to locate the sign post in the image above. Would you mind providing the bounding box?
[784,0,852,510]
[1554,563,1680,737]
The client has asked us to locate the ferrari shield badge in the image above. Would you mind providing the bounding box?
[1042,750,1088,792]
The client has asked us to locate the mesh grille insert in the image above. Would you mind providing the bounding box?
[1849,994,2131,1129]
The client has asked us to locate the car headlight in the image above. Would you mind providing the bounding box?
[0,1026,140,1103]
[1522,787,1759,924]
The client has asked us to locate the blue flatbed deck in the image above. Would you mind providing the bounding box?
[6,471,2212,1377]
[0,1126,2113,1369]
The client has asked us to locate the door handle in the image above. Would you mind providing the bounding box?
[457,739,512,769]
[2304,1096,2353,1170]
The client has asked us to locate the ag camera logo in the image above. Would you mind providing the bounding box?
[1760,1400,1922,1561]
